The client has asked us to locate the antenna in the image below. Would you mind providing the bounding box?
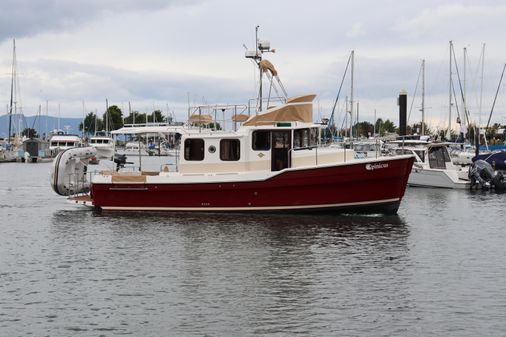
[244,26,276,112]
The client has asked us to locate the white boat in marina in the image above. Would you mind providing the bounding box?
[48,130,82,155]
[116,141,151,156]
[351,138,384,159]
[114,123,182,157]
[0,140,17,163]
[89,133,114,159]
[388,140,470,189]
[21,138,51,162]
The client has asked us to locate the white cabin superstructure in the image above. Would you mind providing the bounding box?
[49,131,82,154]
[174,123,355,175]
[89,134,114,159]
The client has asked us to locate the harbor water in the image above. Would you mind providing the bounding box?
[1,158,505,336]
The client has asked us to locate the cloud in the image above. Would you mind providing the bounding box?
[391,4,506,40]
[0,0,196,43]
[0,57,254,119]
[0,0,505,127]
[345,23,365,38]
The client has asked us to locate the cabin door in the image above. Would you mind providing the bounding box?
[271,130,291,171]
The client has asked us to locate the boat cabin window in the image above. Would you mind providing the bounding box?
[220,139,240,161]
[184,139,205,161]
[428,146,448,169]
[293,128,319,150]
[394,149,412,156]
[294,129,309,149]
[252,131,270,150]
[414,150,425,162]
[51,141,76,147]
[93,139,109,144]
[310,128,318,146]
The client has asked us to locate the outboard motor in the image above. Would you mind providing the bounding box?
[469,159,506,190]
[113,153,132,171]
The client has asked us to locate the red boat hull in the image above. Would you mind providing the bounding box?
[91,156,414,214]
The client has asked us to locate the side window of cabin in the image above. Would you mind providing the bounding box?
[294,129,311,150]
[184,139,204,161]
[220,139,240,161]
[310,128,319,147]
[414,150,425,162]
[252,131,270,150]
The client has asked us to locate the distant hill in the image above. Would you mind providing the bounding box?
[0,114,83,138]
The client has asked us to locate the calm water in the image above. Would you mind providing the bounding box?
[1,159,505,336]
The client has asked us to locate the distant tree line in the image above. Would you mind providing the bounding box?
[79,105,169,136]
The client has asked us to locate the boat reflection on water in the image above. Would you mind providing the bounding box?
[86,210,408,247]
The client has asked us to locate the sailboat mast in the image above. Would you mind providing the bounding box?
[448,41,453,139]
[256,26,263,112]
[463,47,467,129]
[345,96,349,137]
[421,59,425,136]
[350,50,355,139]
[38,104,41,137]
[373,109,377,136]
[45,100,48,139]
[479,44,485,127]
[129,101,134,125]
[82,101,86,138]
[8,39,16,144]
[105,99,109,134]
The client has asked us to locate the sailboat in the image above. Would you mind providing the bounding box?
[386,54,470,189]
[1,39,21,162]
[471,61,506,172]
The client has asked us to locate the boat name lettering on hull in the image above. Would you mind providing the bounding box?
[365,163,389,171]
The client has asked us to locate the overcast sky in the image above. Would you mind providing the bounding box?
[1,0,505,132]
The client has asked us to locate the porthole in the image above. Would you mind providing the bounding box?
[208,145,216,153]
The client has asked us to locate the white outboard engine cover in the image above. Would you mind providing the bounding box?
[51,147,97,196]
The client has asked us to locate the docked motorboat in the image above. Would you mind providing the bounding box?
[0,138,16,162]
[114,123,181,157]
[0,145,16,163]
[350,138,384,159]
[21,138,51,162]
[115,141,151,156]
[89,133,114,159]
[387,141,470,189]
[48,130,82,155]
